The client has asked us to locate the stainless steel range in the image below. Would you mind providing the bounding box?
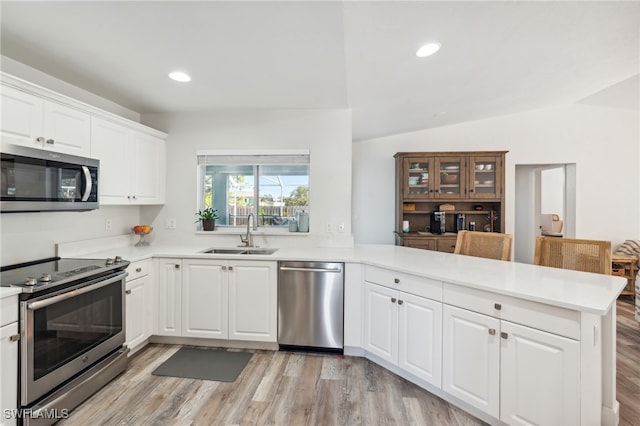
[0,256,130,425]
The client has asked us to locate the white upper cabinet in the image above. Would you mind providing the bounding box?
[1,85,91,156]
[91,117,166,205]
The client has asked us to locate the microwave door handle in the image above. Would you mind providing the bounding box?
[81,166,92,201]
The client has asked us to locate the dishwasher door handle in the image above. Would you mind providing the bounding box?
[279,266,343,273]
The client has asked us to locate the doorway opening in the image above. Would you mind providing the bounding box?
[514,164,576,263]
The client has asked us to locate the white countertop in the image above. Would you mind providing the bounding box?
[62,243,626,316]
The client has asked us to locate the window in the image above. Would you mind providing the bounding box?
[197,152,309,229]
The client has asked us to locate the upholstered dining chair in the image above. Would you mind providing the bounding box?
[533,236,612,274]
[453,230,513,261]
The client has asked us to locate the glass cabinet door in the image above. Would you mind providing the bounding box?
[435,157,465,198]
[469,156,501,199]
[403,157,433,198]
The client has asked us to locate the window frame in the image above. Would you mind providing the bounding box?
[196,150,310,231]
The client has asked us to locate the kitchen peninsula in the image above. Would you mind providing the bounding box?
[26,241,625,425]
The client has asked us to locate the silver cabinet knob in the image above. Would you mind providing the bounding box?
[488,328,496,335]
[391,297,397,303]
[494,303,502,311]
[394,278,400,284]
[46,138,55,144]
[501,332,508,339]
[228,266,234,271]
[125,289,132,295]
[36,136,45,143]
[174,264,180,269]
[9,334,20,342]
[136,268,142,273]
[222,266,227,271]
[398,300,404,305]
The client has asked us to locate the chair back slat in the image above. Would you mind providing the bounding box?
[533,237,611,274]
[454,231,512,261]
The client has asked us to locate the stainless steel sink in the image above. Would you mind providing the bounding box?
[243,248,278,255]
[201,247,278,255]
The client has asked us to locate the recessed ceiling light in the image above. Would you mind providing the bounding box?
[168,71,191,82]
[416,43,441,58]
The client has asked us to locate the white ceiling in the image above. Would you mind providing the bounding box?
[1,1,638,141]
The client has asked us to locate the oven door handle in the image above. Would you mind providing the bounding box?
[26,274,124,310]
[81,166,92,202]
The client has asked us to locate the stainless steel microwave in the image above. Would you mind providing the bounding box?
[0,144,99,212]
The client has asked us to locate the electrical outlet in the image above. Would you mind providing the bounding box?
[326,222,333,233]
[105,219,112,231]
[166,218,176,229]
[338,222,345,233]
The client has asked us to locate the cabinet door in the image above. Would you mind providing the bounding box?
[435,156,466,199]
[468,155,502,199]
[91,118,134,204]
[500,320,579,425]
[42,102,91,156]
[157,259,182,336]
[364,282,398,364]
[131,131,165,204]
[182,259,228,339]
[228,261,277,342]
[443,304,500,418]
[0,85,43,149]
[403,157,435,199]
[398,292,442,387]
[125,276,147,352]
[1,322,18,426]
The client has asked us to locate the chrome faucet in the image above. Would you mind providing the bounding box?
[239,213,258,247]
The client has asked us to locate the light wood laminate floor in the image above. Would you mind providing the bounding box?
[61,299,640,426]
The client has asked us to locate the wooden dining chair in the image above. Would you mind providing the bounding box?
[453,230,513,261]
[533,236,612,274]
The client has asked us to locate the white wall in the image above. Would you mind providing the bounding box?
[353,104,639,249]
[541,166,565,216]
[0,206,141,265]
[141,109,353,248]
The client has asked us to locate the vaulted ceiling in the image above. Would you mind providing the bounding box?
[1,1,638,141]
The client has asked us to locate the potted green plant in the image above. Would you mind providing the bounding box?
[195,207,219,231]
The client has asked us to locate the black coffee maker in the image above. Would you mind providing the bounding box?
[455,213,466,233]
[430,212,446,235]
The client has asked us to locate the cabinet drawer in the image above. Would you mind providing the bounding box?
[1,296,18,327]
[127,259,152,281]
[443,283,580,340]
[436,238,457,253]
[365,266,442,301]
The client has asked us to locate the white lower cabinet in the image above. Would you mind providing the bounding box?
[157,258,277,343]
[182,259,228,339]
[228,261,277,342]
[442,304,500,417]
[1,295,19,426]
[125,259,155,355]
[157,258,183,336]
[442,304,580,425]
[364,281,442,387]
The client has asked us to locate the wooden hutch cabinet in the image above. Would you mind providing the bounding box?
[395,151,507,252]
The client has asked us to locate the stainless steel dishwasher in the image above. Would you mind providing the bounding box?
[278,261,344,352]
